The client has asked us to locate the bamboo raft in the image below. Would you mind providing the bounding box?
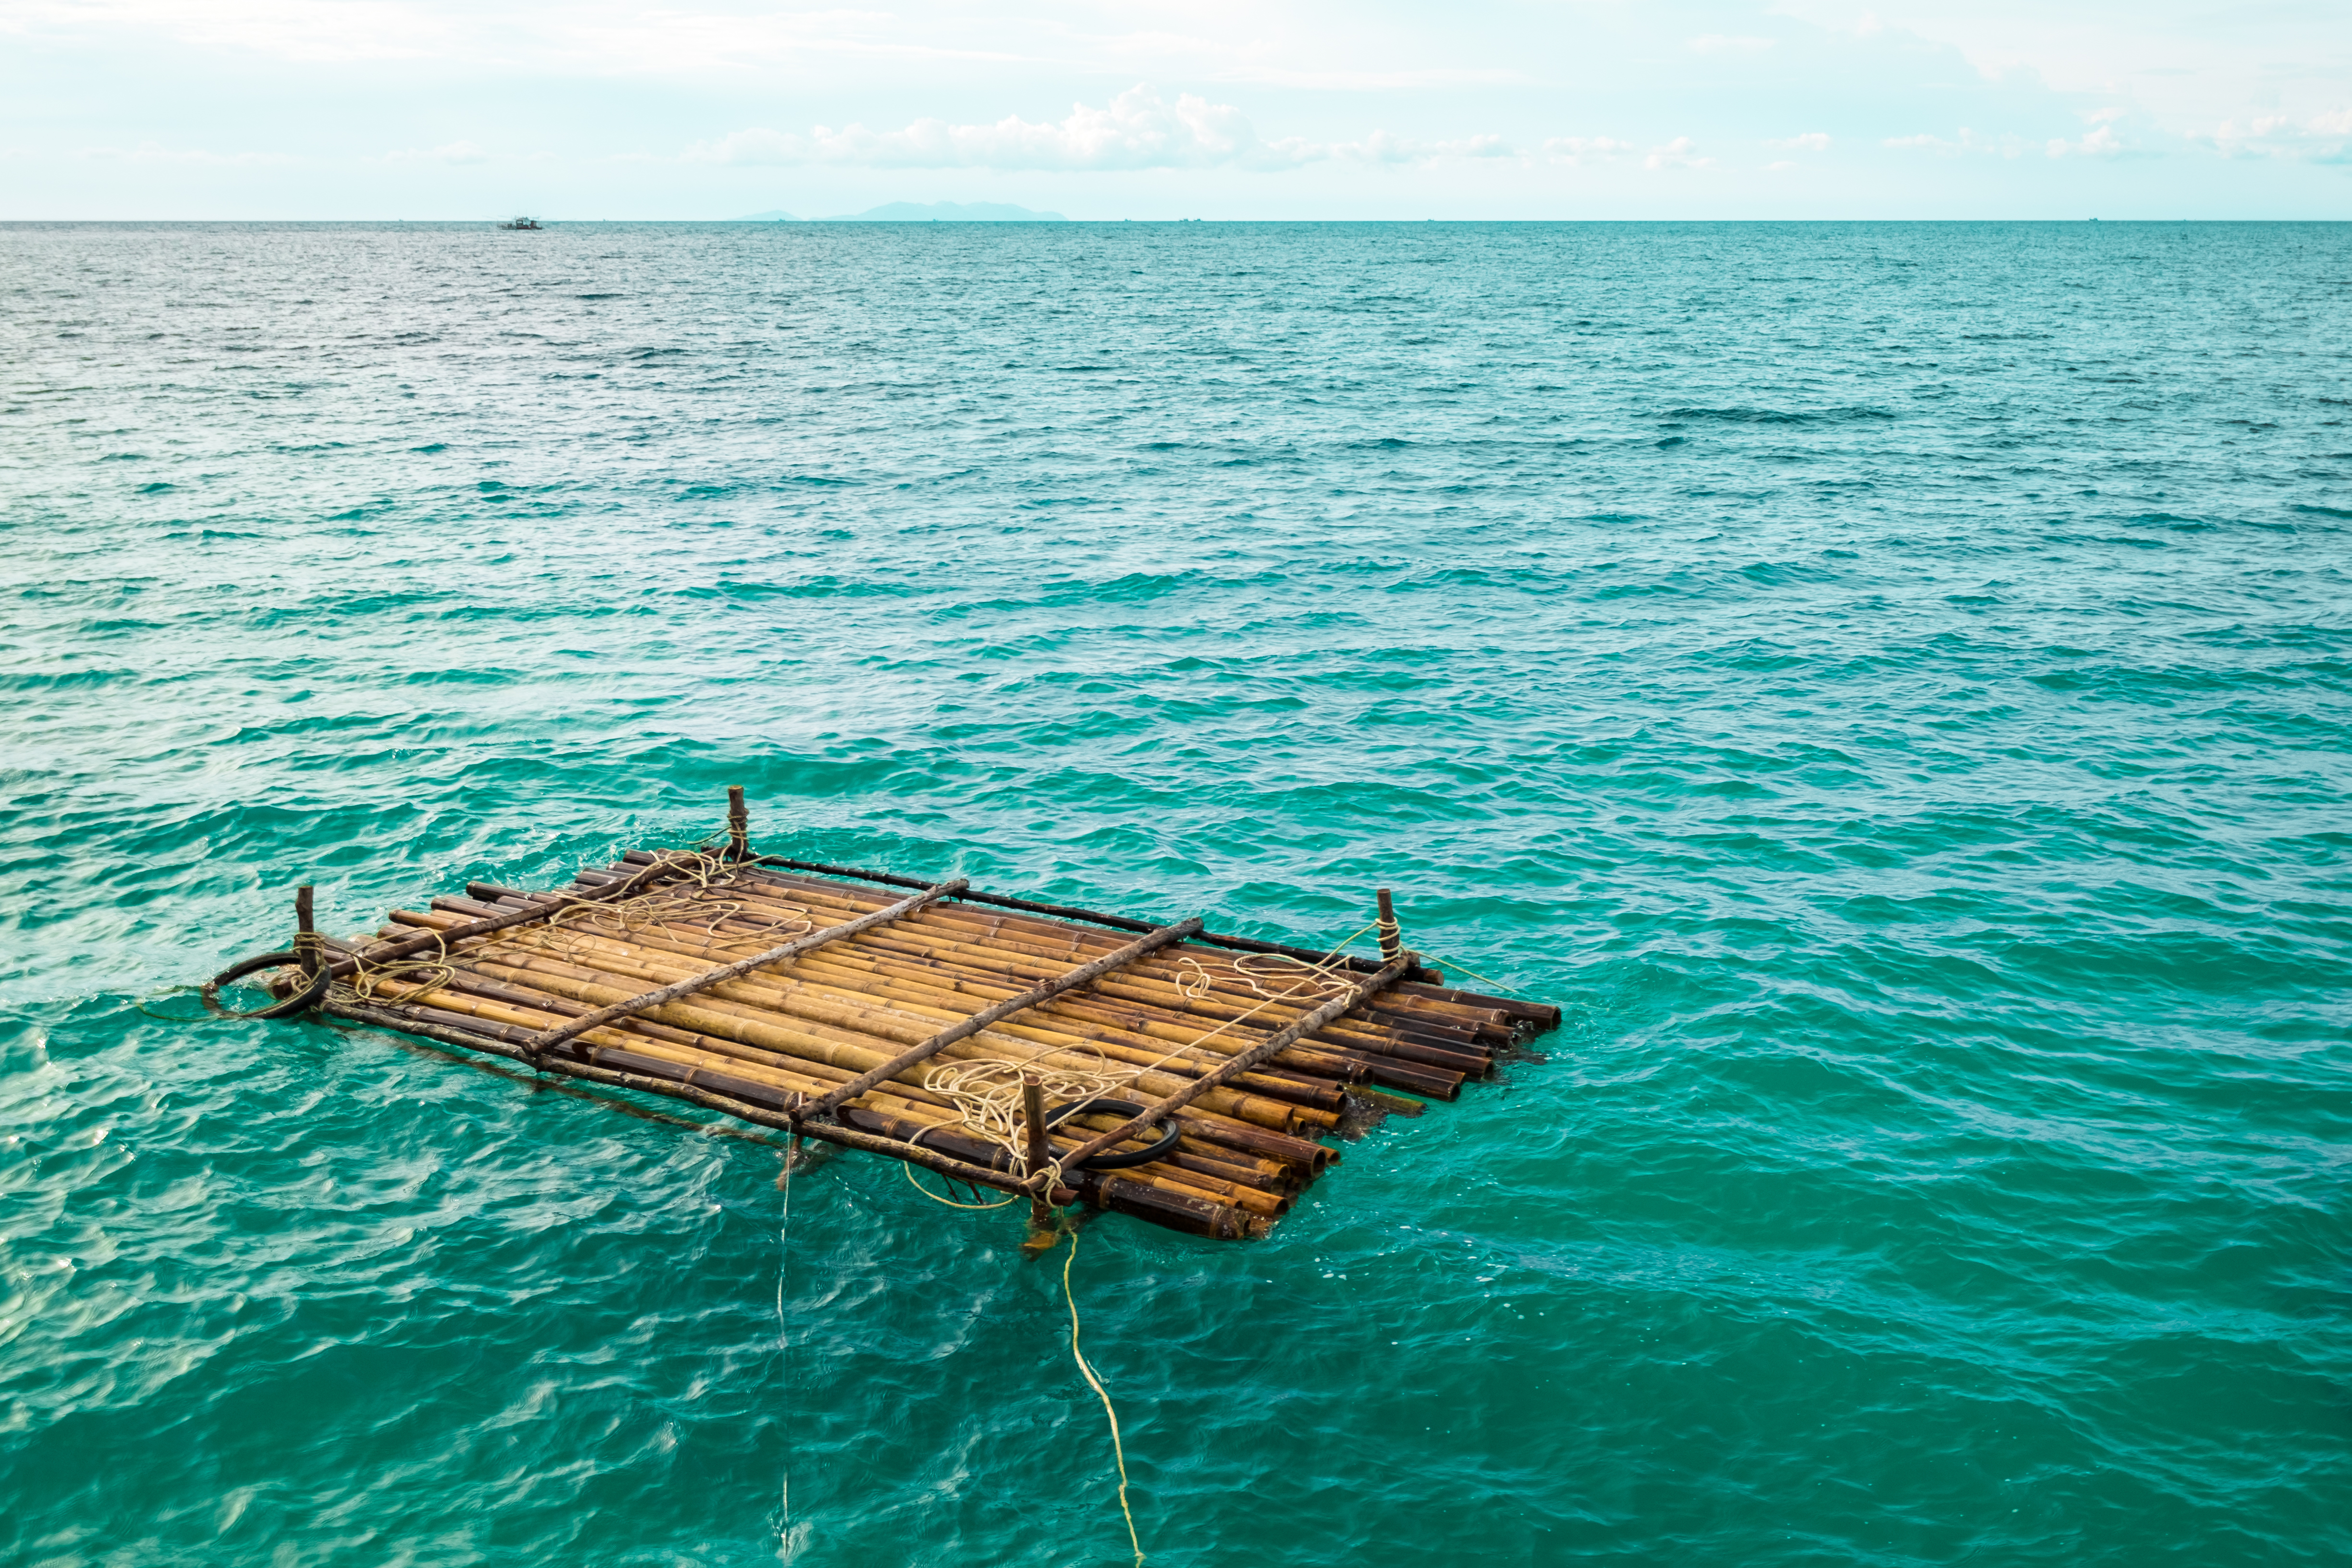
[214,792,1556,1244]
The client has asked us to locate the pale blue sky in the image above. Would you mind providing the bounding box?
[3,0,2346,218]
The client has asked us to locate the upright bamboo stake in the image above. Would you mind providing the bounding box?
[1376,888,1401,964]
[294,884,318,977]
[1021,1075,1060,1256]
[726,786,749,862]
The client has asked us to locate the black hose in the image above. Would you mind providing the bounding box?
[200,951,331,1021]
[1047,1097,1184,1171]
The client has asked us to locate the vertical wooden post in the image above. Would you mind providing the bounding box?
[1020,1075,1060,1255]
[726,785,749,862]
[1376,887,1401,963]
[294,884,318,977]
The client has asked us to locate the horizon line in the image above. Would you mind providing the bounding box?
[4,215,2345,225]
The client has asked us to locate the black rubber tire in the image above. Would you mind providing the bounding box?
[200,951,332,1020]
[1047,1097,1185,1171]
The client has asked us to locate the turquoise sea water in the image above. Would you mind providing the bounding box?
[3,221,2349,1566]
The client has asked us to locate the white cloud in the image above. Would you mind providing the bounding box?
[2046,106,2125,158]
[1214,66,1532,91]
[691,88,1267,170]
[1543,133,1713,171]
[1772,0,2345,150]
[2208,107,2352,162]
[2046,128,2122,158]
[1884,126,2035,158]
[688,86,1507,172]
[14,0,2352,216]
[1342,130,1514,163]
[1644,135,1715,170]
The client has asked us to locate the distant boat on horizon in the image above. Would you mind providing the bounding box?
[498,217,543,231]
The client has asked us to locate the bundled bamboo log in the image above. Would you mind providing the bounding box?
[460,888,1393,1103]
[247,811,1552,1243]
[564,870,1501,1079]
[331,956,1286,1226]
[380,906,1326,1132]
[616,865,1520,1061]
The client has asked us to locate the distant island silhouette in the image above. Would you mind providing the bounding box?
[739,201,1067,222]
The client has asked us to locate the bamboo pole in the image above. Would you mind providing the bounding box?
[489,884,1462,1101]
[374,940,1326,1185]
[1021,1076,1057,1251]
[715,862,1502,1032]
[320,998,1062,1201]
[332,923,1329,1193]
[474,888,1468,1109]
[698,850,1439,985]
[519,877,966,1058]
[519,886,1391,1085]
[1063,952,1419,1168]
[679,867,1505,1048]
[294,884,318,977]
[340,978,1286,1217]
[421,965,959,1111]
[801,916,1204,1119]
[390,907,1324,1129]
[726,785,749,863]
[577,869,1495,1061]
[389,967,1297,1212]
[387,925,1332,1176]
[322,852,690,983]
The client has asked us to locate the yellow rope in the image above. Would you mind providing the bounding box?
[777,1138,797,1564]
[1111,917,1384,1081]
[1409,949,1533,1001]
[901,1162,1021,1209]
[1064,1221,1144,1568]
[484,850,812,972]
[894,916,1385,1182]
[323,845,1531,1568]
[339,925,458,1007]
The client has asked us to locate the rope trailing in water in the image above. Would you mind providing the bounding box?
[776,1140,799,1563]
[1062,1218,1145,1568]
